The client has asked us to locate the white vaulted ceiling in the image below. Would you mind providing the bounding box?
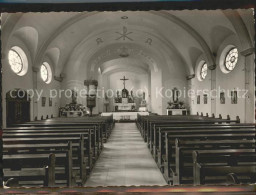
[2,10,254,80]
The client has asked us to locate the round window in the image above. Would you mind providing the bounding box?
[224,47,238,71]
[8,46,28,76]
[219,45,239,74]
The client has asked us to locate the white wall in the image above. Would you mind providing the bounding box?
[2,37,61,127]
[191,56,212,116]
[190,35,255,122]
[162,68,188,115]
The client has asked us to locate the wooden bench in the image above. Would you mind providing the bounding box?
[163,132,255,184]
[14,116,115,141]
[3,129,100,161]
[137,115,239,143]
[156,125,255,167]
[2,116,114,187]
[3,135,88,186]
[3,142,74,187]
[146,116,240,145]
[152,123,254,158]
[3,153,55,187]
[4,126,103,154]
[10,122,109,142]
[174,139,256,185]
[193,149,256,185]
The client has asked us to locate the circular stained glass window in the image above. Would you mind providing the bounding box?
[224,47,238,71]
[8,49,23,74]
[200,63,208,80]
[8,46,28,76]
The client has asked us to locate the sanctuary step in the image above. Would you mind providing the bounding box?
[101,112,149,121]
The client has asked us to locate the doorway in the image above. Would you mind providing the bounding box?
[6,89,30,126]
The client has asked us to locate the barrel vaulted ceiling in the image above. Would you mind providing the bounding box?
[2,9,254,80]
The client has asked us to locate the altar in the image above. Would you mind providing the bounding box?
[63,110,84,117]
[114,76,136,111]
[102,112,149,121]
[115,103,136,111]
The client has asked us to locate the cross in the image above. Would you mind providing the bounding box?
[120,76,129,89]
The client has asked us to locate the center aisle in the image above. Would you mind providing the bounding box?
[84,123,167,186]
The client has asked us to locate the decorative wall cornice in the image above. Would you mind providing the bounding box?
[186,74,195,80]
[240,48,255,56]
[208,64,217,70]
[32,67,39,72]
[54,75,64,82]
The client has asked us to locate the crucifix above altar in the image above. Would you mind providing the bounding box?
[120,76,129,98]
[114,75,135,112]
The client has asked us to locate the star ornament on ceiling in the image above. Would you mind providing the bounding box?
[115,26,133,41]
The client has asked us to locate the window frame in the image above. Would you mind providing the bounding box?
[200,62,208,80]
[224,47,238,71]
[40,62,52,84]
[8,46,28,76]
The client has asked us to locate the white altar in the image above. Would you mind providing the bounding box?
[63,111,84,117]
[114,98,135,111]
[102,112,149,121]
[114,97,135,111]
[167,109,187,116]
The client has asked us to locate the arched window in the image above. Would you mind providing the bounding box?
[8,46,28,76]
[200,63,208,80]
[224,47,238,71]
[40,62,52,84]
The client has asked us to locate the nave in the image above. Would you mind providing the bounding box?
[1,10,255,192]
[85,123,167,186]
[2,114,256,188]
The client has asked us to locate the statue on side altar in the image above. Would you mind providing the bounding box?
[115,90,122,103]
[128,90,134,103]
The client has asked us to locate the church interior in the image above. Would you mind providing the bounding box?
[0,9,255,188]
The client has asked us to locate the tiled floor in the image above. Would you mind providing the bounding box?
[84,123,167,187]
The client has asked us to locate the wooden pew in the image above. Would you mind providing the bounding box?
[152,123,254,156]
[10,122,108,142]
[3,135,87,186]
[3,153,55,187]
[14,115,115,141]
[3,144,74,187]
[155,124,255,166]
[136,114,213,134]
[3,116,114,187]
[174,139,256,185]
[139,115,239,144]
[163,132,255,184]
[193,149,256,185]
[4,126,103,158]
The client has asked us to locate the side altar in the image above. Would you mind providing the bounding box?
[114,76,136,112]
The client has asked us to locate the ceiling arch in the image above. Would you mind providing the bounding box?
[3,10,253,82]
[61,21,191,79]
[33,12,99,66]
[44,47,61,69]
[12,26,39,60]
[222,10,254,52]
[152,10,216,68]
[209,25,235,53]
[1,13,23,50]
